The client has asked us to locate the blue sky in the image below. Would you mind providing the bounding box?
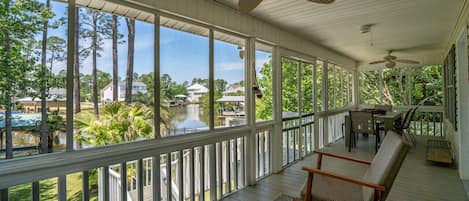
[46,1,270,85]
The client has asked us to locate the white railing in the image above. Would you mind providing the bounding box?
[282,112,315,166]
[107,168,134,201]
[255,124,273,180]
[0,127,253,201]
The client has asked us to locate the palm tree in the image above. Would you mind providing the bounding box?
[74,102,153,146]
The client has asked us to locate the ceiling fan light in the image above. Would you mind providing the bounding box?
[386,62,396,68]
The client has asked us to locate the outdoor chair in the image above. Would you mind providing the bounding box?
[394,107,418,146]
[301,131,409,201]
[374,104,392,112]
[349,111,379,152]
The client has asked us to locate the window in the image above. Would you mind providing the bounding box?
[360,66,442,106]
[255,42,273,122]
[159,16,209,136]
[444,46,457,129]
[327,64,335,109]
[315,60,324,112]
[73,3,155,149]
[0,0,68,160]
[214,31,246,128]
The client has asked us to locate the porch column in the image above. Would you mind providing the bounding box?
[456,27,469,179]
[272,46,283,173]
[322,62,329,146]
[245,37,257,185]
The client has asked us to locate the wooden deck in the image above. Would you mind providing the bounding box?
[224,136,468,201]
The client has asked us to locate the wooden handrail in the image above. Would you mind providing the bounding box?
[314,150,371,165]
[302,166,385,201]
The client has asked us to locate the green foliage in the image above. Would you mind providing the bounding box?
[359,65,443,106]
[79,70,111,102]
[256,60,273,120]
[0,0,52,106]
[74,102,154,146]
[281,58,299,113]
[160,73,189,100]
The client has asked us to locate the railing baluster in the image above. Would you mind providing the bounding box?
[190,149,195,201]
[120,162,127,201]
[32,181,39,201]
[255,133,259,178]
[233,139,238,190]
[216,143,222,199]
[240,137,245,188]
[209,144,216,201]
[152,155,160,201]
[83,170,90,201]
[225,140,231,193]
[199,147,205,201]
[167,154,172,201]
[137,159,144,201]
[58,175,67,201]
[178,151,183,201]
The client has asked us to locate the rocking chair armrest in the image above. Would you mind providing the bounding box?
[314,150,372,165]
[302,166,385,192]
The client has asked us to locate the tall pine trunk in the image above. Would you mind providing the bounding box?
[112,15,118,102]
[40,0,50,153]
[125,19,135,104]
[92,13,99,116]
[74,7,81,113]
[3,0,13,160]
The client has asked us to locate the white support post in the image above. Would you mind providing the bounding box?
[312,60,319,150]
[297,61,303,158]
[245,37,257,185]
[271,47,283,173]
[154,14,161,138]
[66,0,75,152]
[322,62,329,146]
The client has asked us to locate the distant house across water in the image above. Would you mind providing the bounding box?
[101,81,147,102]
[187,83,208,103]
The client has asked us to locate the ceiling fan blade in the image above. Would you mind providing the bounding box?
[309,0,335,4]
[239,0,263,12]
[369,60,386,65]
[395,59,420,64]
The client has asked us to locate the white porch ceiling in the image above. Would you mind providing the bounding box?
[217,0,465,70]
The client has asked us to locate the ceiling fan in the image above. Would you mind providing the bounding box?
[238,0,335,13]
[369,50,420,68]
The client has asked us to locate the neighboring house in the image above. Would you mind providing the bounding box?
[101,81,147,102]
[187,83,209,103]
[222,85,244,96]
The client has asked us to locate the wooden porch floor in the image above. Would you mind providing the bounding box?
[224,136,468,201]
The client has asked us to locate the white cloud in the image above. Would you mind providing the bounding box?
[217,62,244,71]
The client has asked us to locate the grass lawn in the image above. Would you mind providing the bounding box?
[8,172,98,201]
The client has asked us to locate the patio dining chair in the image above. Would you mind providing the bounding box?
[394,107,418,146]
[349,111,380,153]
[374,104,392,112]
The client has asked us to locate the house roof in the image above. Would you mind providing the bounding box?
[216,96,245,102]
[187,83,209,92]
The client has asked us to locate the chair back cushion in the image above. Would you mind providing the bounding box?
[362,131,409,201]
[350,111,375,134]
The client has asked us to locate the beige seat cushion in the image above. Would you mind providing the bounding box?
[361,131,408,201]
[301,174,364,201]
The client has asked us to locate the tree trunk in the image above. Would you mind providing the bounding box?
[40,0,50,154]
[125,19,135,104]
[3,0,13,160]
[92,13,99,116]
[74,7,81,113]
[112,15,118,102]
